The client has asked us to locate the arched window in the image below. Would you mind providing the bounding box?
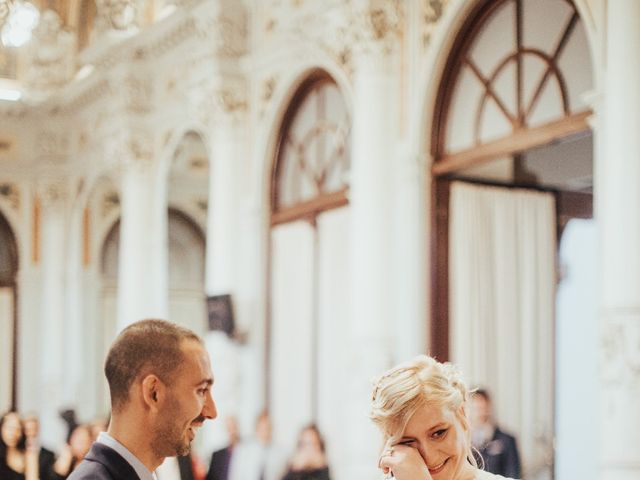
[269,71,352,471]
[429,2,593,476]
[271,71,350,225]
[430,0,593,358]
[433,0,592,173]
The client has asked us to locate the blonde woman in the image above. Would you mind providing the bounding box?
[370,355,515,480]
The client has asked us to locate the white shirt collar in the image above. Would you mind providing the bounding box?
[97,432,158,480]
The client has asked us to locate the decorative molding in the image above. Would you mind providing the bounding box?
[60,79,113,114]
[0,183,20,210]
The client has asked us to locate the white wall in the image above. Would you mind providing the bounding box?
[555,219,598,480]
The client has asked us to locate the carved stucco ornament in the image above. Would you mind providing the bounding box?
[346,0,404,58]
[25,9,74,94]
[421,0,449,48]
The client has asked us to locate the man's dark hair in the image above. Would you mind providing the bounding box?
[104,319,201,411]
[473,388,492,402]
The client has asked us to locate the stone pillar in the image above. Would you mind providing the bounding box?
[346,2,402,476]
[202,87,246,448]
[117,135,168,329]
[392,149,428,360]
[598,1,640,479]
[38,181,68,448]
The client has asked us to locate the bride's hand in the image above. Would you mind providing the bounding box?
[378,444,432,480]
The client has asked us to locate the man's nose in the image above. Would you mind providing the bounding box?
[202,390,217,420]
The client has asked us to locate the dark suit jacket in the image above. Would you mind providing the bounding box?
[206,446,233,480]
[38,447,57,480]
[177,455,196,480]
[68,442,141,480]
[478,427,521,479]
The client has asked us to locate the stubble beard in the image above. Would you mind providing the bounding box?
[153,398,192,458]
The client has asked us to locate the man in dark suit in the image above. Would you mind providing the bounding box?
[470,388,521,479]
[206,416,240,480]
[69,319,218,480]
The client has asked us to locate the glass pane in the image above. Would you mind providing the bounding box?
[276,79,350,210]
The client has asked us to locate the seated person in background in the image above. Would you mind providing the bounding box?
[371,355,516,480]
[470,389,521,479]
[0,411,39,480]
[228,410,287,480]
[23,414,57,480]
[52,424,93,478]
[281,424,330,480]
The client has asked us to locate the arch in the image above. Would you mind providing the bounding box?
[432,0,593,169]
[158,125,211,193]
[269,68,352,225]
[254,55,354,223]
[0,210,18,411]
[407,0,599,160]
[0,205,20,280]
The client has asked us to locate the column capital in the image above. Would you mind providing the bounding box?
[36,178,69,207]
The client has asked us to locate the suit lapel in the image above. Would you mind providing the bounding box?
[86,442,142,480]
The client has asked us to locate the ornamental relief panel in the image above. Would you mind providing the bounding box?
[601,310,640,388]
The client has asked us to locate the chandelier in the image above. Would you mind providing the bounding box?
[0,0,40,47]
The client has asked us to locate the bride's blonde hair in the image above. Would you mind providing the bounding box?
[370,355,476,465]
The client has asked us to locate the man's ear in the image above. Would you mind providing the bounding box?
[141,375,164,411]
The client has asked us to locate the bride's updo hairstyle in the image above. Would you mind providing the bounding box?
[370,355,475,464]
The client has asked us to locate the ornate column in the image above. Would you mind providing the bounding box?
[346,1,403,477]
[598,1,640,479]
[203,78,246,436]
[62,203,89,417]
[117,131,168,329]
[392,149,428,359]
[37,180,68,448]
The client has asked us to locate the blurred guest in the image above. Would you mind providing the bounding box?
[0,411,39,480]
[156,454,206,480]
[23,414,56,480]
[206,416,240,480]
[470,388,521,478]
[228,411,287,480]
[59,410,78,446]
[281,424,330,480]
[52,424,93,478]
[88,416,109,442]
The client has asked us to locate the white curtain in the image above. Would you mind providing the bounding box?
[449,181,556,480]
[270,221,315,454]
